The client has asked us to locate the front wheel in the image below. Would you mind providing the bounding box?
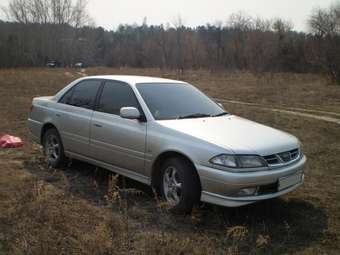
[43,128,67,168]
[160,157,201,214]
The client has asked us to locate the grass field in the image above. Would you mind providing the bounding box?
[0,68,339,255]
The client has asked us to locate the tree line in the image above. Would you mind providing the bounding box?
[0,0,340,84]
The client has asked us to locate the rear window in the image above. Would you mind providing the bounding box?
[60,80,102,109]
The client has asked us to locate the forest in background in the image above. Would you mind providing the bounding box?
[0,0,340,84]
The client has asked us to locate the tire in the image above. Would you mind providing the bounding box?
[160,157,201,214]
[42,128,67,168]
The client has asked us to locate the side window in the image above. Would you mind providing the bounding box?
[97,81,140,115]
[59,87,73,104]
[61,80,101,109]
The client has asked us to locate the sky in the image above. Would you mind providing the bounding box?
[0,0,337,31]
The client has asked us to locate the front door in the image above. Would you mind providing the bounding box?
[90,80,147,175]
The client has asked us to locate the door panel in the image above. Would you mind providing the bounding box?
[90,112,146,174]
[57,104,93,156]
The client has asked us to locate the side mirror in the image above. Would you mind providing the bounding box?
[120,107,141,120]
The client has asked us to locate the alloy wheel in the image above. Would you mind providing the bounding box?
[163,166,183,206]
[45,134,60,164]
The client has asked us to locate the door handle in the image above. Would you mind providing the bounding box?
[94,123,102,128]
[56,113,61,117]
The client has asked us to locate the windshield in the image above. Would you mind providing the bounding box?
[136,83,226,120]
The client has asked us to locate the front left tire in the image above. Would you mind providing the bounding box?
[160,157,201,214]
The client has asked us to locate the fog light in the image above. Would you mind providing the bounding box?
[237,187,258,197]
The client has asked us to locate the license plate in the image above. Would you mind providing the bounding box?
[278,173,302,191]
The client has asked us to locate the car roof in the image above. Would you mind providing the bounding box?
[82,75,185,85]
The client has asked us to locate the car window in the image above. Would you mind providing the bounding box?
[59,87,74,104]
[136,83,225,120]
[62,80,101,109]
[97,81,140,115]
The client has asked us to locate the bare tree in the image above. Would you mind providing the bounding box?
[172,15,185,75]
[309,2,340,37]
[308,2,340,84]
[227,11,254,31]
[272,18,293,34]
[156,24,171,69]
[226,12,254,69]
[6,0,91,27]
[71,0,92,28]
[253,17,272,32]
[8,0,30,23]
[0,4,10,20]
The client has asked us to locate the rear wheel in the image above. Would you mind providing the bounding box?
[160,157,201,214]
[43,128,67,168]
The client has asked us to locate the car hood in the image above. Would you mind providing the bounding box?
[157,115,299,156]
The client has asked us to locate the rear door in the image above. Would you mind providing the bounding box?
[90,80,147,175]
[56,79,102,156]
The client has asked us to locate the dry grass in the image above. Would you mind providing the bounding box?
[0,67,339,254]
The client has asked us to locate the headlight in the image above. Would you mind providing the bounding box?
[238,155,266,168]
[209,155,238,168]
[209,154,267,169]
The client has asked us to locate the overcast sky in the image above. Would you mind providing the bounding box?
[0,0,336,31]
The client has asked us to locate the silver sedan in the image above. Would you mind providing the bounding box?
[28,76,306,213]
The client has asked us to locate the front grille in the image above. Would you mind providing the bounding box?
[263,154,280,165]
[264,148,300,166]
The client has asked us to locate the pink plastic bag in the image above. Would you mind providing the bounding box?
[0,134,24,148]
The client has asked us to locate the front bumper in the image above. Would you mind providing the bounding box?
[197,155,306,207]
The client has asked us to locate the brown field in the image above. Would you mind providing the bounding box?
[0,67,339,255]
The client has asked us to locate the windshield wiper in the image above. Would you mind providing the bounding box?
[213,112,229,117]
[177,113,212,119]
